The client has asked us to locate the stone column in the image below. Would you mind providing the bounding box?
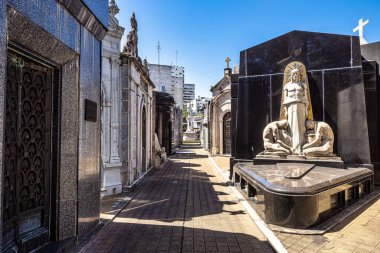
[211,101,219,154]
[119,56,130,191]
[110,58,121,163]
[101,57,111,163]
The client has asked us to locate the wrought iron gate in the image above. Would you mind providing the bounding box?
[2,49,52,252]
[223,112,231,154]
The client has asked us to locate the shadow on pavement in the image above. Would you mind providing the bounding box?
[171,154,209,159]
[86,223,273,253]
[83,152,274,253]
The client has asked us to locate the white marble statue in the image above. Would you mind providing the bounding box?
[185,116,194,132]
[261,61,337,159]
[262,120,293,155]
[185,102,195,133]
[283,68,309,154]
[302,121,334,157]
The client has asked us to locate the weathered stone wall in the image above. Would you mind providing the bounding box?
[120,59,155,188]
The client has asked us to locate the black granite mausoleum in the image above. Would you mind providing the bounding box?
[233,30,371,165]
[361,42,380,184]
[232,31,375,228]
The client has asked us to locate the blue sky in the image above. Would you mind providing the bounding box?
[115,0,380,98]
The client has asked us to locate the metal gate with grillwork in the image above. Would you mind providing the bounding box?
[223,112,231,154]
[2,49,52,253]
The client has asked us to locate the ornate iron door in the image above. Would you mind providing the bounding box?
[223,112,231,154]
[2,50,52,252]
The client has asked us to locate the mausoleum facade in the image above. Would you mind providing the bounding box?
[120,13,156,191]
[101,0,124,196]
[210,65,233,155]
[0,0,107,251]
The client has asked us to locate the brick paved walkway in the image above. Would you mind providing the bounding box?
[275,194,380,253]
[211,155,231,174]
[83,146,273,253]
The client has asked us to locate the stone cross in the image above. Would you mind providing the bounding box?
[353,18,369,45]
[225,57,231,69]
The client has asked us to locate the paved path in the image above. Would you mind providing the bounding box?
[83,146,273,253]
[275,196,380,253]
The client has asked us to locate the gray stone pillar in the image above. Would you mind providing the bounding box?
[0,0,7,245]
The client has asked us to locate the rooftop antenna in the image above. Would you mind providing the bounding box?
[157,41,161,65]
[176,50,178,66]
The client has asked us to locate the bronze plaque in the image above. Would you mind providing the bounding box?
[85,99,97,122]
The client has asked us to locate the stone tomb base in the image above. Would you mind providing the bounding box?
[233,162,374,228]
[183,131,198,141]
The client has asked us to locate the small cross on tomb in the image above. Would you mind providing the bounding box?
[225,57,231,69]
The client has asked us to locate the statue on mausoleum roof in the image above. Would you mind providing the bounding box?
[143,58,149,75]
[123,12,138,58]
[109,0,119,17]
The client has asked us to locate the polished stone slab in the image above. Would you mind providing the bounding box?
[269,190,380,235]
[236,163,372,194]
[276,163,315,179]
[254,154,344,168]
[234,162,374,228]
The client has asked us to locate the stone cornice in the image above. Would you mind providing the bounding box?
[128,57,156,89]
[58,0,107,40]
[107,27,124,39]
[212,88,231,102]
[108,14,124,39]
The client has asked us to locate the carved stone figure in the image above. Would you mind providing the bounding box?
[283,68,309,154]
[302,121,334,157]
[260,61,338,159]
[123,13,138,58]
[143,58,149,75]
[109,0,120,17]
[130,12,138,31]
[262,120,293,155]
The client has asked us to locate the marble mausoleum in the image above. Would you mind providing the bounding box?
[100,0,124,196]
[209,59,236,155]
[119,13,156,192]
